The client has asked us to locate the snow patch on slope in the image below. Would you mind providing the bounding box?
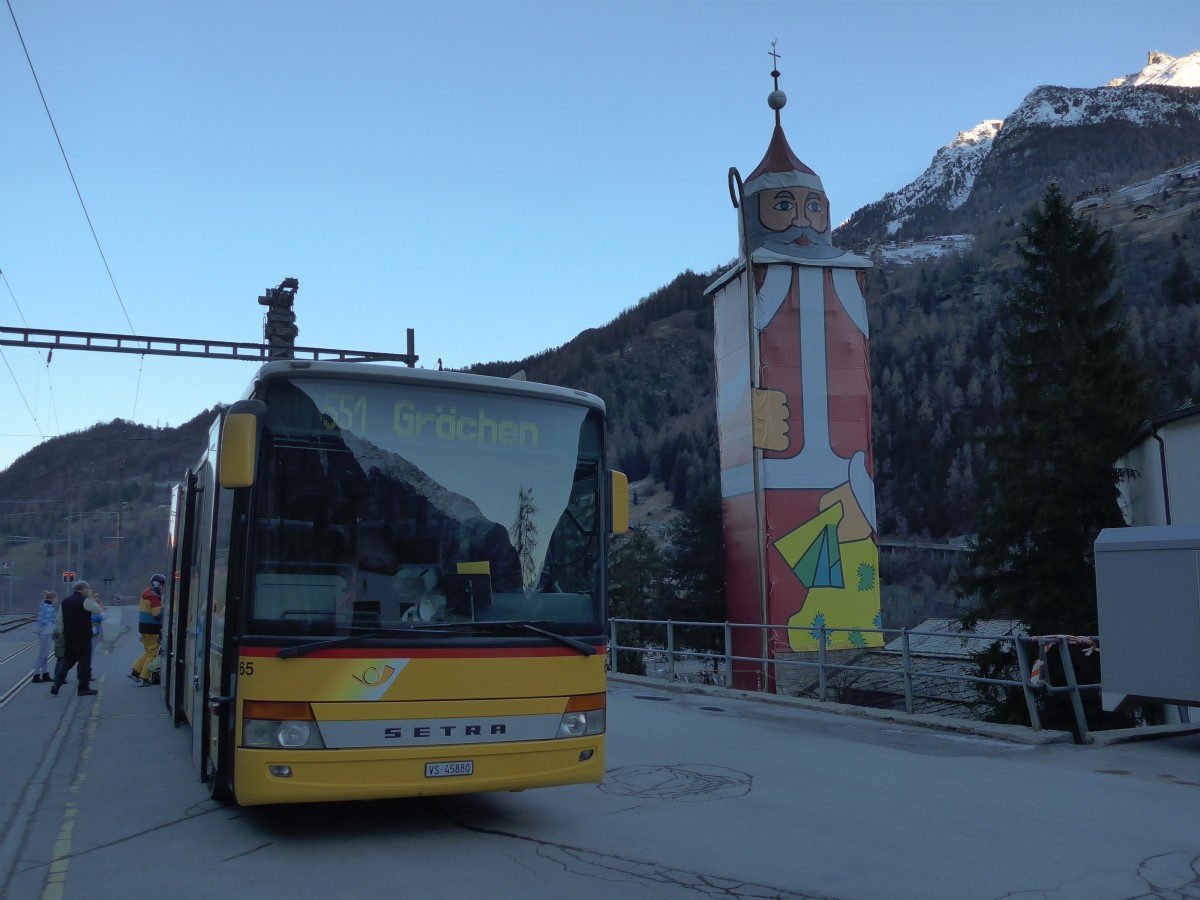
[883,121,1001,235]
[1003,83,1200,132]
[1106,50,1200,88]
[841,51,1200,240]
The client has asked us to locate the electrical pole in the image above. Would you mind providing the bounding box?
[258,277,300,360]
[117,458,124,602]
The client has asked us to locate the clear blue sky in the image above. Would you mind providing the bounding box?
[2,0,1196,474]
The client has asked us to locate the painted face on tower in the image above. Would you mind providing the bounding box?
[758,188,830,235]
[745,185,844,261]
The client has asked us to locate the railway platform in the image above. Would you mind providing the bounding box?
[4,610,1200,900]
[1,608,208,900]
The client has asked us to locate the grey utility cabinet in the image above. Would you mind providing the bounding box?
[1094,525,1200,709]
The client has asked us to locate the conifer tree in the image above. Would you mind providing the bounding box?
[662,486,726,626]
[607,527,669,674]
[960,184,1151,636]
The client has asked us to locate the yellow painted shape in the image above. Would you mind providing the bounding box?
[785,537,882,651]
[774,502,843,569]
[752,388,790,451]
[819,482,872,543]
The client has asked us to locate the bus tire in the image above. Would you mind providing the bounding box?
[206,765,233,803]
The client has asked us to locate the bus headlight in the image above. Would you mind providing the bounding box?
[243,719,326,749]
[557,708,605,738]
[279,722,316,747]
[242,700,326,749]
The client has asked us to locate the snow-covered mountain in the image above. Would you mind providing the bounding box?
[837,50,1200,250]
[880,120,1002,236]
[1106,49,1200,87]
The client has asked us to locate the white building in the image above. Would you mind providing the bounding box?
[1117,404,1200,526]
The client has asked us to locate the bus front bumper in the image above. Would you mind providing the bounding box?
[231,738,605,806]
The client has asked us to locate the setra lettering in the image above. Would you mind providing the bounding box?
[382,723,510,740]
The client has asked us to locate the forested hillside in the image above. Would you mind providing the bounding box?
[468,270,724,511]
[867,214,1200,538]
[0,409,218,608]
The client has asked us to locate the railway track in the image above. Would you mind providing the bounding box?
[0,616,35,634]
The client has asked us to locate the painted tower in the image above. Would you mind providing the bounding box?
[706,58,881,690]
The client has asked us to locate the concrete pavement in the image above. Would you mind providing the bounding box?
[3,613,1200,899]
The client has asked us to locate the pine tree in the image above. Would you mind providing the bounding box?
[607,527,669,674]
[607,528,667,622]
[662,485,726,626]
[960,184,1151,636]
[509,486,538,592]
[1164,251,1198,307]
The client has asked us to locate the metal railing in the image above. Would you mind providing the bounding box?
[609,618,1101,742]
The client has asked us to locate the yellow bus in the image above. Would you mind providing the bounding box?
[162,360,627,805]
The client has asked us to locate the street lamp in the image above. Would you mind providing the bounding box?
[64,477,113,582]
[0,559,11,614]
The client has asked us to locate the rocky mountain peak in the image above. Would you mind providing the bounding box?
[1105,50,1200,88]
[837,51,1200,246]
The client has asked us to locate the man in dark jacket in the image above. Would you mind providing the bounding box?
[51,581,103,696]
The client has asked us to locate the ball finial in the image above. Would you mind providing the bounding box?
[767,89,787,111]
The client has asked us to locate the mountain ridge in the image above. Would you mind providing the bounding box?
[838,50,1200,244]
[1106,49,1200,87]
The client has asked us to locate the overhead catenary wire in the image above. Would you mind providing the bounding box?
[6,0,145,430]
[6,0,135,335]
[0,269,48,442]
[0,350,45,443]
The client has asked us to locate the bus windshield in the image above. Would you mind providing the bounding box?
[246,377,603,638]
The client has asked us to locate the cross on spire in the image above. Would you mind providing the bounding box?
[768,41,784,125]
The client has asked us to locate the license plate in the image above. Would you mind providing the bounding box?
[425,760,473,778]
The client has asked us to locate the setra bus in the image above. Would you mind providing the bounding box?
[161,360,627,805]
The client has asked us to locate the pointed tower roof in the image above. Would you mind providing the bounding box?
[743,56,825,196]
[746,123,817,182]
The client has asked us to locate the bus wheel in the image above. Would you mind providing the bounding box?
[206,715,234,803]
[206,764,233,803]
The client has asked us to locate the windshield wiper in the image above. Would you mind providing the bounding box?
[278,626,473,659]
[470,620,598,656]
[279,621,599,659]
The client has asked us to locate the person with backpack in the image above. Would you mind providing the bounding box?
[129,573,166,686]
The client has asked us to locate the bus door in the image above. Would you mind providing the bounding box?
[204,475,237,800]
[165,474,198,725]
[162,484,182,714]
[187,444,218,775]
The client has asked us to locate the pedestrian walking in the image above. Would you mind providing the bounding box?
[90,599,106,662]
[50,581,104,696]
[33,591,57,682]
[129,573,166,686]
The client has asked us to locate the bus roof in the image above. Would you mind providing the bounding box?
[243,360,607,415]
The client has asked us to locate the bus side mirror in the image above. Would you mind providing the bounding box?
[219,401,266,488]
[608,470,629,535]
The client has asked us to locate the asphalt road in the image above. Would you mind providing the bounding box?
[2,612,1199,899]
